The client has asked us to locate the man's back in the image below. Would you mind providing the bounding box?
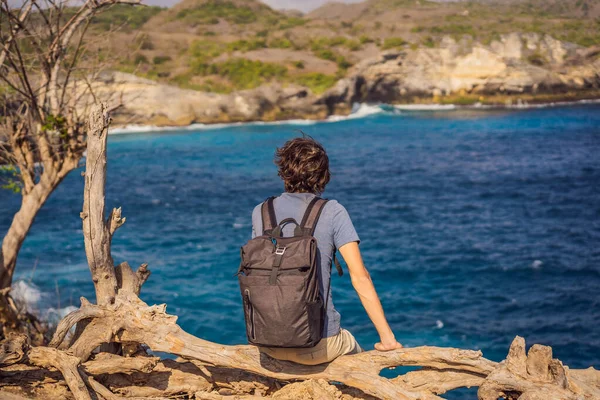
[251,192,359,338]
[244,136,401,366]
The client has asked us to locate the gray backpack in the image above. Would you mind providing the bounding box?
[237,196,342,348]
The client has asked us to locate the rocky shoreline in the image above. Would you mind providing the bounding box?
[91,33,599,128]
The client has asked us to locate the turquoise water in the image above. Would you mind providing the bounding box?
[1,104,599,376]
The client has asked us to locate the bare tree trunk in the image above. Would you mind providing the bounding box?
[0,176,67,333]
[81,103,121,306]
[1,184,55,288]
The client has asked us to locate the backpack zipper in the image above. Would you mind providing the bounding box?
[244,289,256,340]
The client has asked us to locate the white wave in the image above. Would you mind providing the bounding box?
[45,305,78,325]
[10,280,78,326]
[109,118,319,135]
[107,98,600,135]
[325,103,385,122]
[394,104,457,111]
[11,280,42,314]
[504,98,600,110]
[109,103,383,135]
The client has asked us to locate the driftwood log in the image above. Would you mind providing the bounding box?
[0,103,599,400]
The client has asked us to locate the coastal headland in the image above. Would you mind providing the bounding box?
[67,0,600,127]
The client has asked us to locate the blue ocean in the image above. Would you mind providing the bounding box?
[1,104,599,381]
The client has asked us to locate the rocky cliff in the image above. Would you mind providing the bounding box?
[321,33,600,108]
[93,71,327,126]
[95,33,600,127]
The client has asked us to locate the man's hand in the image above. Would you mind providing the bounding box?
[374,339,403,351]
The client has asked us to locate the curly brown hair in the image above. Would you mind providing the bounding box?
[275,136,331,194]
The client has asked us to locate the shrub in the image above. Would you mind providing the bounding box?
[175,0,258,25]
[293,73,337,94]
[336,56,352,70]
[430,24,476,36]
[195,79,232,93]
[188,40,224,74]
[422,36,435,48]
[345,40,362,51]
[135,34,154,50]
[278,17,306,30]
[269,37,294,49]
[201,58,288,90]
[226,39,267,52]
[189,40,224,59]
[293,60,305,69]
[527,52,547,66]
[310,36,359,51]
[90,5,163,31]
[329,36,348,47]
[382,37,407,49]
[153,55,172,65]
[314,48,336,61]
[133,54,148,65]
[359,35,374,44]
[312,45,352,70]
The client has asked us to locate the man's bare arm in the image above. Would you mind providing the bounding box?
[339,241,403,351]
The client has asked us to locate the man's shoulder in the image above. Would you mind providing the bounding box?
[323,198,345,211]
[252,202,263,219]
[321,198,349,219]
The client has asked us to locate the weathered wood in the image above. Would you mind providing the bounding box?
[27,347,92,400]
[48,297,105,349]
[115,262,150,296]
[49,293,501,400]
[0,333,27,367]
[43,295,600,400]
[3,331,600,400]
[82,103,119,306]
[477,336,600,400]
[82,353,159,375]
[83,374,124,400]
[396,369,485,395]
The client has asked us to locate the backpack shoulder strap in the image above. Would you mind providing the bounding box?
[299,197,329,236]
[261,196,277,235]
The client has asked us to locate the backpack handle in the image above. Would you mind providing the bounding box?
[271,218,303,237]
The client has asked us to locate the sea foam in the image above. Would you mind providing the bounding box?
[108,103,382,135]
[11,280,76,324]
[108,98,600,135]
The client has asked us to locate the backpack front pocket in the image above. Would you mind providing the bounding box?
[239,273,321,347]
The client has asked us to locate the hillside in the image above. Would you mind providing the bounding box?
[6,0,593,126]
[82,0,600,97]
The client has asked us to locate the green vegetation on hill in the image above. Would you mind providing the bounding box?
[409,2,600,46]
[292,73,338,94]
[92,5,164,31]
[205,59,288,89]
[174,0,274,25]
[58,4,164,32]
[382,37,407,49]
[95,0,600,95]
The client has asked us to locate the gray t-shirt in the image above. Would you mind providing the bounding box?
[252,192,360,337]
